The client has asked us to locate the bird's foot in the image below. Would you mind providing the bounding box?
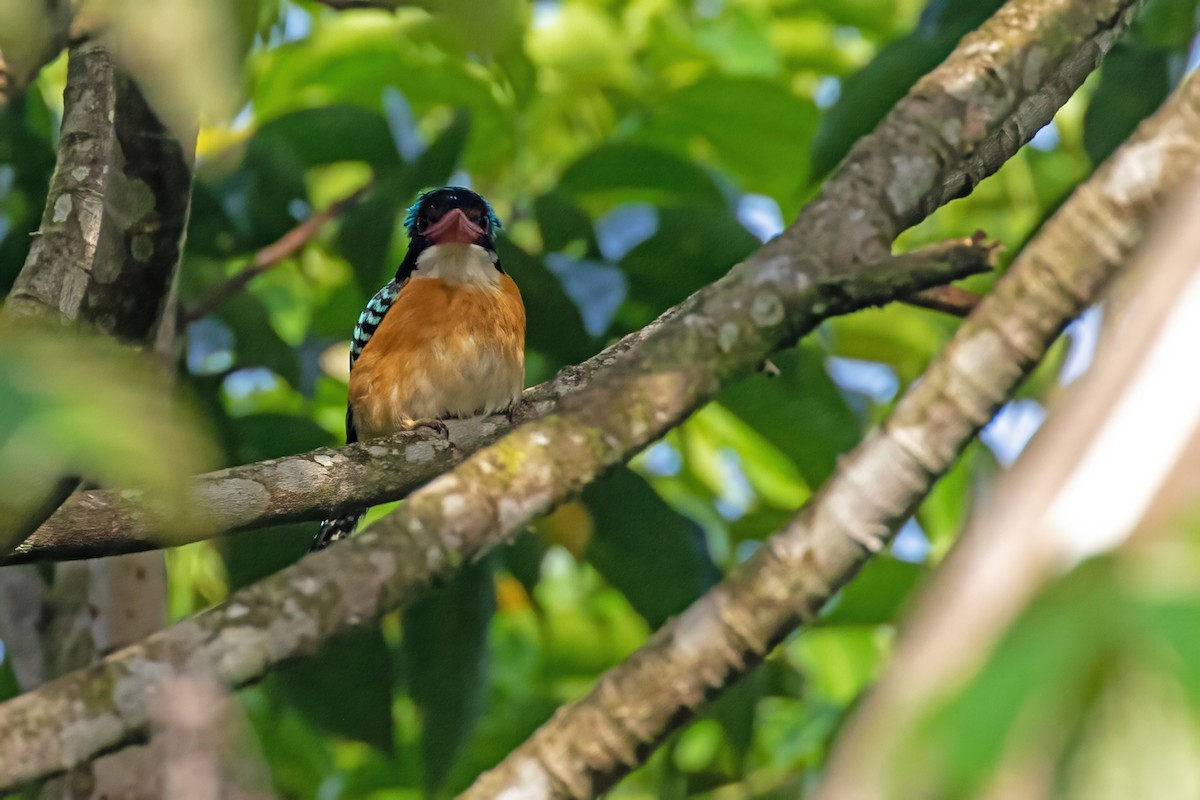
[401,417,450,438]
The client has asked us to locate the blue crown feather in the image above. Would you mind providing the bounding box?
[403,186,502,236]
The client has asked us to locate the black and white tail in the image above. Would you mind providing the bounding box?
[312,510,365,550]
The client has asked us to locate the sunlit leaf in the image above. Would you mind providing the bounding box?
[0,319,216,548]
[640,75,818,196]
[720,343,860,487]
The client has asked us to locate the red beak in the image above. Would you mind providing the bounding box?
[423,208,485,245]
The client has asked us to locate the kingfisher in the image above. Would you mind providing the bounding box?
[313,187,526,549]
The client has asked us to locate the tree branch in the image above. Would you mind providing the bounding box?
[0,242,987,793]
[0,0,1142,788]
[907,283,984,316]
[9,241,992,566]
[816,193,1200,800]
[0,36,193,553]
[10,0,1140,564]
[3,40,117,325]
[459,62,1200,800]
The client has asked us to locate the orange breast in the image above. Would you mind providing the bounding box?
[348,274,525,440]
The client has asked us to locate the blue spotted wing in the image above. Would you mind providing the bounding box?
[345,278,405,445]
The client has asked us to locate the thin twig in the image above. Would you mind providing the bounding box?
[906,284,984,316]
[183,184,369,323]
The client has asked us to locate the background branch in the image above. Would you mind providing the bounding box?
[460,66,1200,800]
[906,283,984,316]
[183,184,369,324]
[815,196,1200,800]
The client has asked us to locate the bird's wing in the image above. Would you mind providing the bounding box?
[346,277,406,444]
[350,278,404,368]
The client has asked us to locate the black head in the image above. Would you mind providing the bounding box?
[403,186,502,250]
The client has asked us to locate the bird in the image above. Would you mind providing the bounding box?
[313,186,525,550]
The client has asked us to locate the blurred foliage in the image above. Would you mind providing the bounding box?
[0,319,216,548]
[1,0,1198,797]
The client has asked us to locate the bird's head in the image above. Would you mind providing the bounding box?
[404,186,502,250]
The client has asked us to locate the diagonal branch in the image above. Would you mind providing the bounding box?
[460,66,1200,800]
[0,0,1142,788]
[0,248,985,792]
[182,184,370,324]
[8,241,991,567]
[10,0,1141,565]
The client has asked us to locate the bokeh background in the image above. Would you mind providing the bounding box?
[2,0,1200,797]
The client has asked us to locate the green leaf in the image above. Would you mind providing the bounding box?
[719,343,860,487]
[642,76,818,196]
[230,412,334,463]
[1083,43,1171,165]
[819,557,925,626]
[218,292,301,386]
[252,15,509,169]
[559,144,727,208]
[338,167,406,295]
[250,105,402,169]
[810,0,1005,179]
[535,190,601,256]
[1130,0,1200,50]
[619,205,758,314]
[585,468,720,628]
[904,561,1123,795]
[0,98,57,294]
[495,238,594,366]
[338,113,472,293]
[401,110,471,193]
[0,321,216,546]
[403,556,496,792]
[0,650,20,702]
[275,626,396,753]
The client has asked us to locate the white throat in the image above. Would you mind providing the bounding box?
[414,243,500,286]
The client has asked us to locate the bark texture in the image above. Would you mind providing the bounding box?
[0,0,1142,788]
[461,69,1200,800]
